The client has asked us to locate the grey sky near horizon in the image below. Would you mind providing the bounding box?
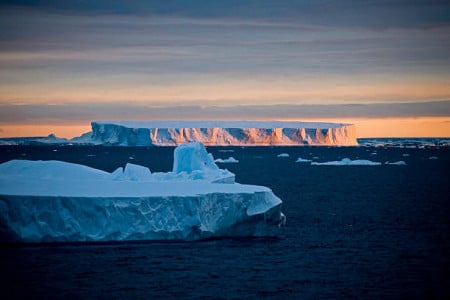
[1,101,449,124]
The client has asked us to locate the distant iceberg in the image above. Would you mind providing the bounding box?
[311,158,381,166]
[0,134,68,146]
[295,157,312,163]
[385,161,407,165]
[0,120,359,146]
[357,138,450,148]
[0,142,285,243]
[79,120,358,146]
[214,157,239,163]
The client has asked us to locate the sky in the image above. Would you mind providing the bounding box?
[0,0,449,138]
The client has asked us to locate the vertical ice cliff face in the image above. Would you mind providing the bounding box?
[91,122,152,146]
[88,121,358,146]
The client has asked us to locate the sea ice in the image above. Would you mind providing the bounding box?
[277,153,290,158]
[311,158,382,166]
[295,157,312,163]
[0,142,285,243]
[214,157,239,163]
[385,161,407,165]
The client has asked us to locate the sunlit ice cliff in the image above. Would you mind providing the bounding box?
[75,121,358,146]
[0,142,285,243]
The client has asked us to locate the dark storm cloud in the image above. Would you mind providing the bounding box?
[1,101,449,124]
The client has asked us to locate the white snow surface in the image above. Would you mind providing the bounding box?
[98,120,349,129]
[311,158,382,166]
[0,142,285,242]
[85,121,358,146]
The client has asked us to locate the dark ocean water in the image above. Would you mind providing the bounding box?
[1,144,449,299]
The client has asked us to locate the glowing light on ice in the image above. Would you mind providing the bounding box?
[76,121,358,146]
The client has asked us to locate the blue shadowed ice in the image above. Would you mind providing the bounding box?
[0,142,285,243]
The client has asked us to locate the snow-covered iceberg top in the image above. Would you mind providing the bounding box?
[0,142,285,243]
[96,120,352,129]
[79,120,358,146]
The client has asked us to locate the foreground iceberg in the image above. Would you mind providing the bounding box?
[0,143,285,243]
[73,120,358,146]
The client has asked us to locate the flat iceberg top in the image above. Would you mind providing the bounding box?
[94,120,349,129]
[0,176,272,198]
[0,142,267,197]
[0,143,267,197]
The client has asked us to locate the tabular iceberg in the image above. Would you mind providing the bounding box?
[0,143,285,243]
[74,121,357,146]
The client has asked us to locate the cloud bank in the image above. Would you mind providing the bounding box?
[1,101,448,125]
[1,2,449,107]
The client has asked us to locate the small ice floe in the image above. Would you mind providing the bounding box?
[52,149,58,152]
[277,153,289,158]
[219,149,234,153]
[128,156,135,160]
[385,161,407,165]
[311,158,381,166]
[214,157,239,163]
[370,152,377,156]
[402,153,410,157]
[296,157,312,163]
[428,156,438,160]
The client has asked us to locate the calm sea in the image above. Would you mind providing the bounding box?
[1,144,449,299]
